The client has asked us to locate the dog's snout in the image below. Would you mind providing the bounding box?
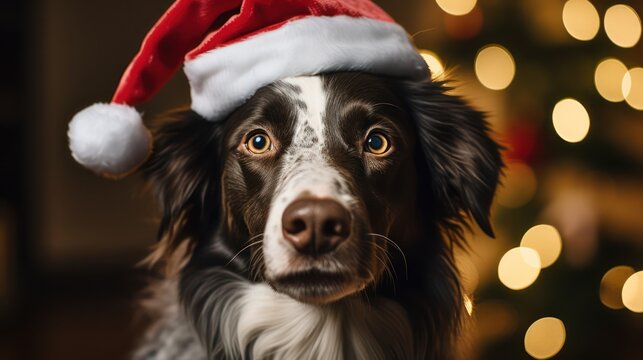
[282,198,350,255]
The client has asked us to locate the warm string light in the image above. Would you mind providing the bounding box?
[594,58,628,102]
[600,266,635,310]
[562,0,600,41]
[435,0,477,16]
[418,50,445,80]
[498,224,562,291]
[622,271,643,313]
[561,2,642,109]
[498,247,541,290]
[552,98,590,143]
[474,45,516,90]
[622,67,643,110]
[524,317,566,359]
[604,4,641,48]
[520,225,562,269]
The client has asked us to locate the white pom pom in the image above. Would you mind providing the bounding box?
[68,103,151,177]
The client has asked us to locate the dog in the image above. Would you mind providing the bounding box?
[132,72,502,360]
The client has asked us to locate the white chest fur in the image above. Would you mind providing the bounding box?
[232,284,414,360]
[136,278,415,360]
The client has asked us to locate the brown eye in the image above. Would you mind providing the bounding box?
[246,132,272,154]
[365,132,390,155]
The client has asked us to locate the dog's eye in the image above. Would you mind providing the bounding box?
[365,133,390,155]
[246,132,272,154]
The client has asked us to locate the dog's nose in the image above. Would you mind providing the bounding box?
[282,198,350,255]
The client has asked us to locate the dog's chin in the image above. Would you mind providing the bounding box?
[267,269,367,304]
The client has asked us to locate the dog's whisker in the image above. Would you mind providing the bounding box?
[352,257,376,309]
[248,247,262,268]
[374,252,397,283]
[369,241,398,280]
[251,255,263,279]
[366,239,398,288]
[368,233,409,280]
[369,242,395,279]
[373,252,397,295]
[247,233,265,244]
[249,251,265,281]
[410,27,435,40]
[225,237,264,266]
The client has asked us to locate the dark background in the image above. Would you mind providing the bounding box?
[1,1,642,359]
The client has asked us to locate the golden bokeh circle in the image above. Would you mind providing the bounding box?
[475,45,516,90]
[435,0,477,16]
[520,224,562,268]
[419,50,445,80]
[622,67,643,110]
[562,0,600,41]
[594,58,628,102]
[600,265,635,310]
[604,4,641,48]
[524,317,566,359]
[622,271,643,313]
[498,247,541,290]
[552,98,590,143]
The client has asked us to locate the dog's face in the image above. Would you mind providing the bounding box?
[220,74,420,303]
[145,72,501,308]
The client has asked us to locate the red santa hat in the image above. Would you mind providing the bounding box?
[68,0,428,178]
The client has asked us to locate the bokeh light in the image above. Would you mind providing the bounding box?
[622,67,643,110]
[520,224,562,268]
[475,45,516,90]
[497,161,537,208]
[594,58,628,102]
[524,317,566,359]
[600,265,635,309]
[562,0,600,41]
[622,271,643,312]
[435,0,477,16]
[552,98,590,143]
[604,4,641,48]
[419,50,445,80]
[498,247,541,290]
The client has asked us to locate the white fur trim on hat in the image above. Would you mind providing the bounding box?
[68,103,151,177]
[184,15,428,121]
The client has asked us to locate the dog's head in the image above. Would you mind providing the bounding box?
[143,72,502,305]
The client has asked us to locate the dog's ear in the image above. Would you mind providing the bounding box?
[401,80,503,237]
[140,109,224,274]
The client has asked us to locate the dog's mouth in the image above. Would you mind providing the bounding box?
[268,269,364,304]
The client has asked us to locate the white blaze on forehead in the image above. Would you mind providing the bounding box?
[262,76,355,276]
[278,76,337,199]
[284,76,327,146]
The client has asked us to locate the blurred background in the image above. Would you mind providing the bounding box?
[0,0,641,359]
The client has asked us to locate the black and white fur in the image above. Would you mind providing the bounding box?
[134,73,502,360]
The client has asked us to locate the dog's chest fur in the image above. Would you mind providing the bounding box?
[135,276,413,360]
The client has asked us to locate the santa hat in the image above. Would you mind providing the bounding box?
[68,0,428,178]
